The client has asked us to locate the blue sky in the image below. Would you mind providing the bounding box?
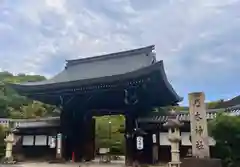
[0,0,240,105]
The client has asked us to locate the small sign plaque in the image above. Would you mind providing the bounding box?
[49,137,56,148]
[99,148,109,154]
[57,133,62,139]
[152,134,157,143]
[136,136,144,150]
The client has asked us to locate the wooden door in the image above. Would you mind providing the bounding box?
[83,117,96,161]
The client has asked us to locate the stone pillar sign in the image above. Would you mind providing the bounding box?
[189,92,210,158]
[182,92,221,167]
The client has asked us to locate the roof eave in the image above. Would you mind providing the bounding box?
[9,61,182,105]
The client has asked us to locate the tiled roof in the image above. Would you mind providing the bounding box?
[215,96,240,108]
[11,45,156,87]
[0,117,60,128]
[137,107,240,123]
[1,105,240,128]
[66,45,155,68]
[225,105,240,116]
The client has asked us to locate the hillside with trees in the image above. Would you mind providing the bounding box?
[0,71,59,118]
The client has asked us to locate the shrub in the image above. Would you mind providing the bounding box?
[209,113,240,167]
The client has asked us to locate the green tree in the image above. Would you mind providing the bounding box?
[7,101,57,119]
[209,113,240,167]
[95,115,125,154]
[206,100,224,109]
[0,71,59,119]
[0,125,6,158]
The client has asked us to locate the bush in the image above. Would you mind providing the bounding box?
[209,113,240,167]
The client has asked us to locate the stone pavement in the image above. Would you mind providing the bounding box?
[0,160,125,167]
[0,162,168,167]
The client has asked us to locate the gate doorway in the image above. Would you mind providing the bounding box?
[62,114,126,163]
[95,115,125,162]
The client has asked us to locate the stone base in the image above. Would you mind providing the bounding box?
[1,157,17,164]
[181,158,222,167]
[168,161,181,167]
[48,158,66,164]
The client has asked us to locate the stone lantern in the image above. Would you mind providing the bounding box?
[4,133,14,159]
[2,121,16,164]
[163,115,183,167]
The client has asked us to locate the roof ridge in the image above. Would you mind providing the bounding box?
[65,45,155,68]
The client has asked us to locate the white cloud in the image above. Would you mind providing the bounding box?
[0,0,240,101]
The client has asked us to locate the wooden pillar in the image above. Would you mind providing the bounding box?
[151,124,161,164]
[59,109,69,161]
[125,113,135,166]
[56,133,62,159]
[60,107,84,161]
[60,108,72,161]
[140,129,157,164]
[152,132,159,164]
[82,114,95,161]
[156,125,161,162]
[73,112,85,162]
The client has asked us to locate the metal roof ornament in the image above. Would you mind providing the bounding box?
[124,89,139,105]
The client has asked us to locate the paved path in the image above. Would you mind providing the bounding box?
[0,162,168,167]
[0,161,125,167]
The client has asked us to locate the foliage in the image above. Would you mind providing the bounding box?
[209,113,240,167]
[0,71,59,118]
[0,125,6,158]
[206,100,224,109]
[95,115,125,154]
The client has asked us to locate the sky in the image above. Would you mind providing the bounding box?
[0,0,240,105]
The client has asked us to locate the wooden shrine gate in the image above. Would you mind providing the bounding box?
[10,45,182,165]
